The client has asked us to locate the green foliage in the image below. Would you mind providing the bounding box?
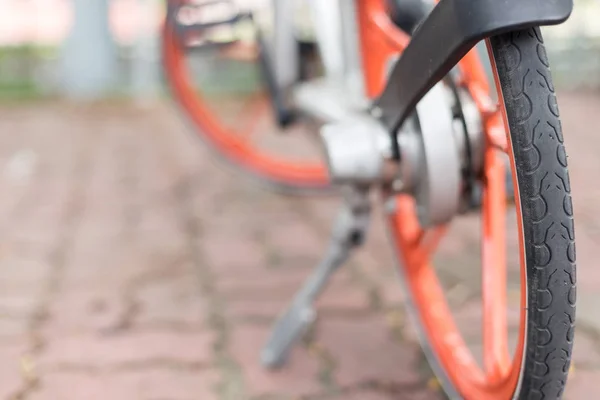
[0,45,59,100]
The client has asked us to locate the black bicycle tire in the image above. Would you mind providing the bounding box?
[491,27,576,400]
[398,27,576,400]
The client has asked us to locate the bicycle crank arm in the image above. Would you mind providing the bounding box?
[374,0,573,138]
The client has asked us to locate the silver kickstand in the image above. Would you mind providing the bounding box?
[261,185,371,369]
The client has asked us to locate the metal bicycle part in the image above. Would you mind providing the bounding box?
[261,76,478,365]
[261,186,371,368]
[256,29,296,127]
[321,81,471,228]
[292,77,370,124]
[374,0,573,135]
[170,0,250,50]
[320,115,394,185]
[261,76,478,366]
[453,87,484,177]
[411,82,461,227]
[291,0,368,125]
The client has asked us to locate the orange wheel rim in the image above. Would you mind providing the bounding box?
[385,40,527,398]
[161,16,329,189]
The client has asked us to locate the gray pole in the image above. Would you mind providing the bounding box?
[60,0,118,99]
[132,0,161,104]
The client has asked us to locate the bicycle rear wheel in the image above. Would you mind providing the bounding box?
[387,28,576,399]
[162,0,330,194]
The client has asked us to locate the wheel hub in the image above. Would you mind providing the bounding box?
[320,81,484,227]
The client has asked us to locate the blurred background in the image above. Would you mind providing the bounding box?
[0,1,599,400]
[2,0,600,100]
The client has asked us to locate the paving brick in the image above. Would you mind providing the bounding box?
[9,200,65,247]
[376,274,409,307]
[431,252,482,295]
[316,316,423,388]
[225,275,369,323]
[265,220,324,262]
[315,278,372,313]
[570,230,599,294]
[0,292,40,318]
[230,324,321,397]
[215,268,309,302]
[0,256,52,286]
[406,389,445,400]
[572,331,600,367]
[0,342,28,399]
[398,312,422,346]
[0,317,30,339]
[39,330,214,368]
[334,388,442,400]
[337,390,394,400]
[62,248,150,290]
[138,215,186,253]
[133,274,207,328]
[450,299,484,341]
[564,369,600,400]
[460,328,521,368]
[43,289,127,336]
[0,95,595,400]
[202,232,267,276]
[31,369,219,400]
[301,198,339,233]
[0,289,38,339]
[225,298,284,322]
[350,249,390,287]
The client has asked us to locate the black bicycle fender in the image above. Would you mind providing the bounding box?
[375,0,573,135]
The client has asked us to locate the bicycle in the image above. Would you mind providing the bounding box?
[162,0,577,398]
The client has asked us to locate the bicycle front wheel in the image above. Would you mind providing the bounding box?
[387,28,576,399]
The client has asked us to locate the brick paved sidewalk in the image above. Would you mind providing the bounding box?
[0,92,599,399]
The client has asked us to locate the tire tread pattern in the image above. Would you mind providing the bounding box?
[490,28,576,400]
